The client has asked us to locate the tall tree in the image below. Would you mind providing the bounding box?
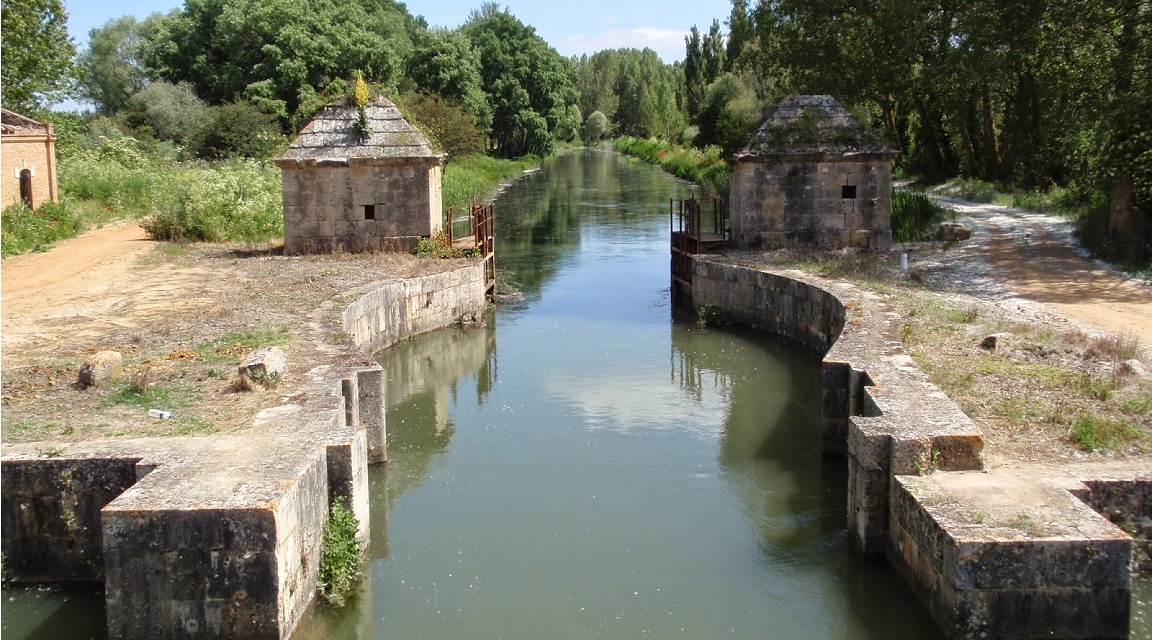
[77,15,161,115]
[0,0,77,111]
[683,26,705,124]
[463,7,577,157]
[406,28,492,133]
[142,0,416,126]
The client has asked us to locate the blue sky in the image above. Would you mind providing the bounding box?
[64,0,733,63]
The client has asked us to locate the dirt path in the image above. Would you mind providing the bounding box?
[1,222,224,367]
[930,198,1152,350]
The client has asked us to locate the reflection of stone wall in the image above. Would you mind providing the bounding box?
[280,158,442,255]
[730,155,893,251]
[379,323,496,407]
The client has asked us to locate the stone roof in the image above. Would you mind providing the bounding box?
[277,96,441,165]
[1,108,51,135]
[735,95,894,159]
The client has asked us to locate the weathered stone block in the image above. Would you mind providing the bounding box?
[240,347,287,386]
[77,350,123,388]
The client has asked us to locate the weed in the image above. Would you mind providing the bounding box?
[318,502,363,608]
[973,512,986,524]
[1007,514,1045,536]
[1070,413,1143,451]
[415,230,474,259]
[696,304,729,329]
[892,190,951,242]
[105,377,197,410]
[1121,394,1152,415]
[1086,333,1140,363]
[1071,372,1113,401]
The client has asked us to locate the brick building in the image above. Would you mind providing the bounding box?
[729,95,898,251]
[1,109,58,209]
[275,97,445,254]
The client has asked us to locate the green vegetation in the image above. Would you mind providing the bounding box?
[891,191,952,243]
[613,137,728,196]
[442,154,539,212]
[896,292,1151,454]
[0,0,76,111]
[1070,414,1143,452]
[193,327,292,362]
[318,502,363,608]
[1,201,84,257]
[415,230,480,259]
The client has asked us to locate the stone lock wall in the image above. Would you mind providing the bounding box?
[688,255,1139,639]
[281,158,442,255]
[0,263,487,639]
[730,156,893,251]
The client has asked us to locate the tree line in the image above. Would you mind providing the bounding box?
[2,0,584,159]
[3,0,1149,262]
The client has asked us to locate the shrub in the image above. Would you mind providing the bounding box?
[318,502,363,608]
[193,101,285,160]
[892,190,951,242]
[613,136,729,196]
[123,81,206,144]
[584,111,610,143]
[399,91,487,157]
[142,158,283,242]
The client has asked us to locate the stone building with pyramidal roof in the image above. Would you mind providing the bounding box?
[275,96,445,254]
[729,95,898,251]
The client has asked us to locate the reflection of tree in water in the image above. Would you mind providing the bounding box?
[499,149,695,296]
[672,317,941,639]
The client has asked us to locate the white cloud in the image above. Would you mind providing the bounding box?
[563,27,687,62]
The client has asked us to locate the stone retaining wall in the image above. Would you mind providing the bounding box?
[690,255,1138,639]
[0,262,487,639]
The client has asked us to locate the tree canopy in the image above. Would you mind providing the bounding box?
[1,0,77,111]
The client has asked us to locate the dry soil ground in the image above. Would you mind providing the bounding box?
[0,223,468,442]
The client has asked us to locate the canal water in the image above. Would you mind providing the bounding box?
[3,150,1148,639]
[294,149,943,639]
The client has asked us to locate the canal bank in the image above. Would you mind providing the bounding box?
[2,150,1147,639]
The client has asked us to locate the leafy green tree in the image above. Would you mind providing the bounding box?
[122,80,206,144]
[695,73,761,158]
[584,110,610,142]
[77,16,161,115]
[142,0,414,127]
[399,91,487,157]
[0,0,77,111]
[463,6,578,157]
[725,0,754,72]
[406,28,492,133]
[683,26,706,124]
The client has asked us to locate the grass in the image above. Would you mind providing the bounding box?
[893,291,1151,453]
[1070,414,1143,451]
[318,502,363,608]
[891,189,953,242]
[1,201,86,257]
[104,377,199,411]
[192,327,292,361]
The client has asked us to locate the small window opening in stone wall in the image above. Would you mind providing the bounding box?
[841,185,857,199]
[363,204,376,220]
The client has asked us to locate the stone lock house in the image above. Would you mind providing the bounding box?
[275,97,445,254]
[1,109,59,210]
[729,95,898,251]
